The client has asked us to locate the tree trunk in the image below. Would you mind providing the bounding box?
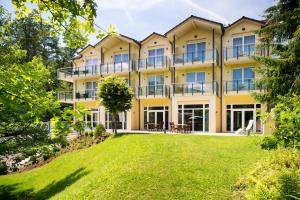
[113,113,118,134]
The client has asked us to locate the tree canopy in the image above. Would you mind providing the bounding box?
[97,76,133,134]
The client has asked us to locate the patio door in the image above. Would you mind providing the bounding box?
[85,109,100,129]
[232,109,254,131]
[144,106,169,130]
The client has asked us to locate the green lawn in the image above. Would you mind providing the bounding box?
[0,134,268,200]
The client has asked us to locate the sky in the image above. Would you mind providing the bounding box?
[2,0,275,45]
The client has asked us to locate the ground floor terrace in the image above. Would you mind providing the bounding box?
[77,94,271,134]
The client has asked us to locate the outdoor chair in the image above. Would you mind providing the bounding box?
[170,122,177,133]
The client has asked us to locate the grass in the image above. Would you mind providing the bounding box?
[0,134,268,200]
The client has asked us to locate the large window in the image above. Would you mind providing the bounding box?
[85,81,97,98]
[233,35,255,57]
[232,67,255,91]
[186,42,206,62]
[85,58,98,73]
[178,104,209,132]
[147,75,164,95]
[105,112,127,130]
[186,72,205,83]
[85,109,100,129]
[226,104,261,133]
[148,48,164,66]
[144,106,168,130]
[114,53,129,64]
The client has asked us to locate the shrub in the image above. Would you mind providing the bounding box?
[261,95,300,149]
[233,149,300,200]
[261,136,279,150]
[0,162,7,175]
[30,155,38,164]
[94,124,106,138]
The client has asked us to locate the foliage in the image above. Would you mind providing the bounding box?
[253,0,300,108]
[0,162,7,175]
[11,0,117,48]
[233,149,300,200]
[261,95,300,149]
[94,124,106,138]
[97,76,133,134]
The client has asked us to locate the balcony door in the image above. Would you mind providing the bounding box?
[147,75,164,96]
[233,35,255,57]
[186,72,206,93]
[186,42,206,63]
[85,58,98,74]
[232,67,254,91]
[148,48,164,67]
[85,109,100,129]
[144,106,168,130]
[85,81,97,98]
[114,53,129,72]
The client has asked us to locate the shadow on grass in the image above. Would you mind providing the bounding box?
[0,167,90,200]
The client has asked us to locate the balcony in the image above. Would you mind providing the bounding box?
[75,89,98,101]
[223,79,264,94]
[136,85,169,99]
[57,91,73,103]
[171,81,218,96]
[172,49,218,68]
[57,61,133,81]
[223,44,267,64]
[136,56,170,72]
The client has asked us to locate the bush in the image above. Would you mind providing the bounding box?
[261,136,279,150]
[262,95,300,149]
[0,162,7,175]
[233,149,300,200]
[30,155,38,164]
[94,124,106,138]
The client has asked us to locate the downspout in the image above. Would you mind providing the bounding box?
[138,45,141,130]
[128,43,131,86]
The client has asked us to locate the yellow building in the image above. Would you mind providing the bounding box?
[57,15,270,133]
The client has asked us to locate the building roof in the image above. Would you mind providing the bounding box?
[225,16,266,29]
[165,15,224,36]
[140,32,167,44]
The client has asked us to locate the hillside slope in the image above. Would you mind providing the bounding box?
[0,134,268,200]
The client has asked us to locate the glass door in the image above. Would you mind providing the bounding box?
[148,48,164,67]
[233,110,243,131]
[147,75,164,96]
[186,42,206,62]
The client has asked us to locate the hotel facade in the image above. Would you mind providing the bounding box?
[57,15,271,133]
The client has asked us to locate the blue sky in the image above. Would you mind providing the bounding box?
[2,0,275,44]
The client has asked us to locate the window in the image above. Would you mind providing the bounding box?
[85,58,98,73]
[105,112,127,130]
[232,67,255,91]
[85,81,97,98]
[186,42,206,62]
[186,72,205,83]
[148,48,164,66]
[233,35,255,57]
[85,109,100,129]
[147,75,164,95]
[178,104,209,132]
[114,53,129,64]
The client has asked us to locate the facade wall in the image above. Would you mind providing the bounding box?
[58,17,271,134]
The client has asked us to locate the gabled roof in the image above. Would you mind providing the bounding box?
[225,16,266,30]
[94,34,140,47]
[165,15,224,36]
[140,32,167,44]
[71,44,94,60]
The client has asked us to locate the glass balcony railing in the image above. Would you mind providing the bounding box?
[136,56,170,70]
[57,91,73,102]
[172,49,218,66]
[223,79,264,94]
[57,61,132,79]
[171,81,218,96]
[223,44,267,60]
[75,89,98,100]
[136,85,169,98]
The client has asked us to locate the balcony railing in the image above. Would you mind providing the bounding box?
[57,61,132,79]
[223,44,267,60]
[136,85,169,98]
[172,49,218,66]
[57,91,73,102]
[75,89,98,100]
[223,79,264,94]
[136,56,170,70]
[172,81,218,96]
[100,61,132,74]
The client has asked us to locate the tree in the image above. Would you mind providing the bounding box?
[11,0,117,48]
[253,0,300,109]
[97,76,133,134]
